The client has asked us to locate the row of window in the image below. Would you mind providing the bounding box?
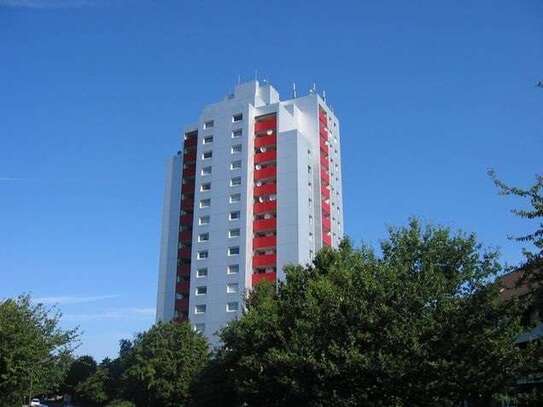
[201,144,242,160]
[196,228,240,242]
[197,245,240,259]
[197,210,240,226]
[194,301,239,315]
[179,282,239,297]
[199,175,242,192]
[203,113,243,130]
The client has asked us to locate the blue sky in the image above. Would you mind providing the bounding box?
[1,0,541,360]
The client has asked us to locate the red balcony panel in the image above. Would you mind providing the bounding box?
[253,235,277,249]
[176,281,190,292]
[321,171,330,185]
[183,167,196,177]
[179,230,192,242]
[323,234,332,247]
[320,126,328,137]
[184,137,197,148]
[322,217,331,230]
[252,271,277,286]
[184,151,196,162]
[254,200,277,214]
[254,166,276,181]
[253,254,277,267]
[320,156,329,170]
[319,116,327,125]
[255,118,277,133]
[175,297,189,309]
[320,143,329,155]
[322,201,331,215]
[177,264,191,276]
[255,134,277,148]
[179,247,192,258]
[253,218,277,231]
[254,150,277,164]
[180,214,193,225]
[321,186,330,199]
[181,201,194,211]
[182,183,195,194]
[254,183,277,196]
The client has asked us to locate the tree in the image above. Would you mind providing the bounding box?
[216,220,531,407]
[75,367,109,406]
[64,355,97,396]
[122,322,209,407]
[0,295,79,406]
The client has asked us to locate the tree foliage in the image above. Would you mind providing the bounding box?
[64,355,97,395]
[214,220,531,407]
[0,295,78,405]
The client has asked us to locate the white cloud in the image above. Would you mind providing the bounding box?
[0,0,93,8]
[34,295,119,305]
[63,307,155,321]
[0,177,25,181]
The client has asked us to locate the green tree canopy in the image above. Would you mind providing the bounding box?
[0,295,78,405]
[215,220,530,407]
[122,322,209,407]
[64,355,97,395]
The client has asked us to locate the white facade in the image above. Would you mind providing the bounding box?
[156,81,343,345]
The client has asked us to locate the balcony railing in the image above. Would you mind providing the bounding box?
[184,151,196,162]
[254,183,277,196]
[181,183,195,194]
[254,200,277,214]
[321,171,330,186]
[255,119,276,133]
[252,271,276,286]
[321,186,330,199]
[254,150,277,164]
[179,231,192,242]
[253,235,277,249]
[179,247,191,259]
[253,254,277,267]
[179,214,193,226]
[322,201,331,216]
[255,134,277,148]
[177,264,191,276]
[322,217,331,231]
[254,166,276,181]
[253,218,277,231]
[323,234,332,247]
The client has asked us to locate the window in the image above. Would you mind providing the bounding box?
[227,283,239,294]
[230,193,241,203]
[200,198,211,208]
[201,182,211,192]
[194,323,205,333]
[203,135,214,144]
[203,120,214,129]
[232,113,243,122]
[202,151,212,160]
[195,286,207,295]
[228,246,240,256]
[230,176,241,187]
[229,211,240,221]
[201,166,212,176]
[231,160,242,170]
[198,233,209,242]
[229,228,240,238]
[196,268,208,278]
[199,215,210,225]
[226,302,239,312]
[227,264,239,274]
[197,250,208,260]
[232,129,242,138]
[195,304,206,314]
[231,144,242,154]
[309,215,313,224]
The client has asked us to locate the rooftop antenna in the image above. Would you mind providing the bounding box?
[309,82,316,94]
[322,89,327,102]
[292,82,297,98]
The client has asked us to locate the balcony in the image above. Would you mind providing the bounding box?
[322,201,331,216]
[252,271,276,286]
[253,235,277,249]
[180,214,193,225]
[322,217,331,231]
[181,200,194,211]
[320,126,328,138]
[179,230,192,242]
[176,281,190,292]
[255,118,276,133]
[184,137,197,148]
[179,247,191,259]
[254,166,276,181]
[184,151,196,162]
[254,200,277,214]
[253,218,277,232]
[254,183,277,196]
[183,167,195,177]
[320,143,329,156]
[182,183,195,194]
[254,150,277,164]
[321,171,330,186]
[323,234,332,247]
[321,186,330,199]
[253,254,277,267]
[255,134,276,148]
[320,156,329,170]
[177,264,190,276]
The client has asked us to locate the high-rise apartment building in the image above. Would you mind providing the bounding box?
[156,80,343,344]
